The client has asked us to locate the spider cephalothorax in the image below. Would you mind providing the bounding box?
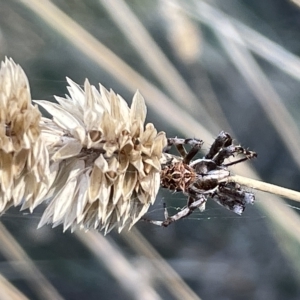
[146,131,257,227]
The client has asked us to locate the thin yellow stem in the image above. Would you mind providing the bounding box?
[224,175,300,202]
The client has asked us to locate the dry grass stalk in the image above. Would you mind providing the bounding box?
[223,175,300,202]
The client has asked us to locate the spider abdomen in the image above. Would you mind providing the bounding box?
[160,162,196,192]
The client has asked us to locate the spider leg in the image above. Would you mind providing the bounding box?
[212,182,255,214]
[166,137,203,148]
[142,195,207,227]
[212,143,257,166]
[184,144,202,164]
[141,203,171,226]
[212,145,236,165]
[159,195,206,227]
[205,131,256,165]
[224,151,257,167]
[163,202,169,220]
[141,218,165,226]
[165,137,204,163]
[224,146,257,166]
[187,195,206,212]
[205,131,232,159]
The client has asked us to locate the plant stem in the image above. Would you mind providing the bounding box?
[223,175,300,202]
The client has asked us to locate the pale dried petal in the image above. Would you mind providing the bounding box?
[51,138,82,161]
[36,101,80,128]
[89,165,105,202]
[130,90,147,127]
[0,58,50,212]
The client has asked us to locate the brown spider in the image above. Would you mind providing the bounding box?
[144,131,257,227]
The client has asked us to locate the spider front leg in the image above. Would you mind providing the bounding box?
[223,146,257,167]
[212,145,257,166]
[165,137,204,164]
[205,131,232,160]
[205,131,257,166]
[143,195,207,227]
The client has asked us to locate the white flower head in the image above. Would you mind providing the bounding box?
[0,58,50,212]
[36,78,167,234]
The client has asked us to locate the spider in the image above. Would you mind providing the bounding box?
[144,131,257,227]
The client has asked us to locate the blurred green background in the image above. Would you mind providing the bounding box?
[1,0,300,299]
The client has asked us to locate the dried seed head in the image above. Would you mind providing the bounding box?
[0,58,50,212]
[36,79,167,234]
